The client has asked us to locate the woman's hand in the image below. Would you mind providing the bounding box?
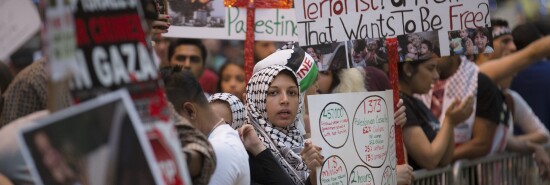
[444,96,474,126]
[151,14,170,34]
[394,99,407,128]
[396,164,413,185]
[531,143,550,180]
[238,124,266,156]
[301,139,324,171]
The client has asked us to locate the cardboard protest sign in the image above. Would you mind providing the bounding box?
[19,90,189,185]
[308,91,396,185]
[0,0,41,60]
[163,4,299,41]
[59,1,190,184]
[42,0,78,82]
[295,0,491,58]
[69,0,160,103]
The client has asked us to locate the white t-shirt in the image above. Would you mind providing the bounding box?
[506,89,550,141]
[208,124,250,185]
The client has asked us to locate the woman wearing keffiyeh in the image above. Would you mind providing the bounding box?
[208,93,246,129]
[246,65,323,185]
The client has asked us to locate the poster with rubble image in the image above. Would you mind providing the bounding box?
[164,0,299,41]
[308,91,396,185]
[302,42,350,71]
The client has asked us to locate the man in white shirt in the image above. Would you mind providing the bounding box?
[162,68,250,185]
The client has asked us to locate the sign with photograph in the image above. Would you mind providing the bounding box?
[19,90,191,185]
[163,3,299,41]
[295,0,491,57]
[447,27,493,56]
[308,90,396,185]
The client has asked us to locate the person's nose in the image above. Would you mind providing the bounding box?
[508,42,517,53]
[433,69,440,81]
[229,80,238,90]
[280,92,289,105]
[182,59,192,69]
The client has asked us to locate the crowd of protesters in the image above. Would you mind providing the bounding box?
[1,0,550,185]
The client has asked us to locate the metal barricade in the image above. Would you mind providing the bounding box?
[411,145,550,185]
[451,152,536,185]
[412,166,453,185]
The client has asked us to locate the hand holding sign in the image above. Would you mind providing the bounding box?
[396,164,413,185]
[394,99,406,128]
[151,14,171,34]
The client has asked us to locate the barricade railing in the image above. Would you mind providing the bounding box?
[411,145,550,185]
[452,152,535,185]
[412,165,452,185]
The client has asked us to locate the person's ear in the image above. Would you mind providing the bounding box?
[183,102,198,120]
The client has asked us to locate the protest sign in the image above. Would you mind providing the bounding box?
[308,90,396,185]
[69,0,160,103]
[0,0,41,60]
[163,5,299,41]
[19,90,189,185]
[42,0,78,82]
[63,1,190,184]
[295,0,491,57]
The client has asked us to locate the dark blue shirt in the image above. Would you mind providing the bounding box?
[511,60,550,132]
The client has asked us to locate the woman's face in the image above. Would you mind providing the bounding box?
[407,43,417,54]
[420,43,429,55]
[220,64,246,100]
[254,41,277,61]
[266,73,300,128]
[475,32,488,50]
[317,71,333,94]
[410,59,439,94]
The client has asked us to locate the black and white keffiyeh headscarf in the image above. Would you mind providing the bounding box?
[208,93,246,129]
[246,65,308,184]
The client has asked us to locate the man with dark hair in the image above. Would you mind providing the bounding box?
[162,67,250,185]
[8,48,35,75]
[168,39,208,79]
[168,39,219,94]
